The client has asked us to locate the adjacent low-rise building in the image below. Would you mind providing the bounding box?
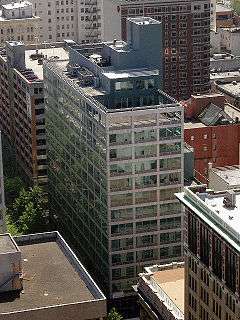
[211,27,240,56]
[177,185,240,320]
[0,1,40,46]
[0,231,107,320]
[182,93,240,183]
[0,41,69,186]
[137,262,184,320]
[209,164,240,191]
[216,3,234,28]
[215,79,240,106]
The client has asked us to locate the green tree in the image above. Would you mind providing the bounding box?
[107,308,123,320]
[7,186,48,234]
[4,177,25,206]
[232,0,240,14]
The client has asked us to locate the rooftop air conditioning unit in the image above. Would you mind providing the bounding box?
[223,190,236,208]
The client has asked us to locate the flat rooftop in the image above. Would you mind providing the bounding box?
[217,81,240,97]
[0,234,18,254]
[211,70,240,81]
[184,104,240,129]
[211,165,240,186]
[2,1,31,10]
[25,47,69,80]
[152,267,184,313]
[0,232,105,314]
[177,186,240,251]
[216,4,232,13]
[103,68,159,80]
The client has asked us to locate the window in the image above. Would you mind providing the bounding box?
[115,81,133,90]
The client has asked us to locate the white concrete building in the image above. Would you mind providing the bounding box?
[0,0,102,44]
[2,1,33,19]
[0,1,40,45]
[209,165,240,191]
[30,0,101,44]
[211,27,240,56]
[137,262,184,320]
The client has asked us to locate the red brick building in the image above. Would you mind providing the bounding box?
[182,94,240,183]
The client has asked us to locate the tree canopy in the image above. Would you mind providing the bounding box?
[7,186,48,235]
[107,308,123,320]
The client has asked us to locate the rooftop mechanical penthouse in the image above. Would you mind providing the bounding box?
[44,17,184,299]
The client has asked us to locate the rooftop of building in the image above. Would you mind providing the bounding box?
[210,165,240,185]
[221,27,240,33]
[211,70,240,80]
[176,186,240,251]
[138,262,184,319]
[0,234,19,254]
[2,1,31,10]
[211,53,236,60]
[25,47,69,80]
[216,80,240,97]
[184,103,240,129]
[216,3,232,13]
[0,43,69,81]
[152,268,184,313]
[0,231,105,314]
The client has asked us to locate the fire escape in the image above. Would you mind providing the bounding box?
[84,0,101,42]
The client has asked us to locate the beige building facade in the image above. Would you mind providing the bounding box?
[137,262,184,320]
[177,185,240,320]
[0,1,40,46]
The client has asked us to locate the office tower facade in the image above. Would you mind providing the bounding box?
[0,41,68,186]
[177,185,240,320]
[102,0,211,101]
[44,17,184,298]
[0,1,40,46]
[28,0,101,44]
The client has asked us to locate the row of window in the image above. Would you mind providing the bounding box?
[111,216,181,236]
[112,245,182,267]
[110,158,181,176]
[110,172,181,191]
[110,143,182,161]
[110,188,180,207]
[111,203,181,221]
[109,127,181,145]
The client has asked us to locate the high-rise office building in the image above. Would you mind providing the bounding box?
[101,0,211,100]
[0,41,68,186]
[177,185,240,320]
[44,17,184,298]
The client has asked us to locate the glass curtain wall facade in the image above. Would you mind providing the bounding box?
[107,108,183,294]
[45,60,184,296]
[45,69,109,291]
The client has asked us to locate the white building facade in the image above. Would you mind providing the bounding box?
[0,1,40,45]
[30,0,101,44]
